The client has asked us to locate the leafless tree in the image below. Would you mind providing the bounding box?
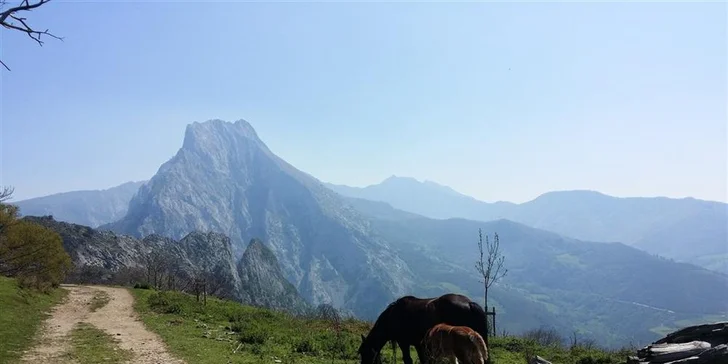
[474,229,507,349]
[1,0,62,71]
[569,331,597,350]
[145,249,173,289]
[0,186,14,202]
[524,326,563,347]
[316,303,345,362]
[0,186,17,233]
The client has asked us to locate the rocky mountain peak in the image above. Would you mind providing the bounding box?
[106,118,414,318]
[181,119,267,156]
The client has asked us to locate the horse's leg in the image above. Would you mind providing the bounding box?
[398,342,413,364]
[415,343,429,364]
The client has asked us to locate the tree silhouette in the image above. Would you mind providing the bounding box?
[1,0,61,71]
[474,229,507,352]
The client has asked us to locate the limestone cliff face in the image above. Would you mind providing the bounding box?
[237,238,310,315]
[24,215,162,270]
[25,216,311,313]
[148,231,244,302]
[105,119,414,318]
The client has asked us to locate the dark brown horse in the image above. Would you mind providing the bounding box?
[358,293,489,364]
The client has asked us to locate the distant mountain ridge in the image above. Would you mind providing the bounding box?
[14,181,147,228]
[326,177,728,273]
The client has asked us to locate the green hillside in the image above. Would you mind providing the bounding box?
[130,287,634,364]
[370,216,728,347]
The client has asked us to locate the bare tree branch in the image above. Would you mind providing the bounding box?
[0,0,51,24]
[0,186,14,203]
[0,0,60,71]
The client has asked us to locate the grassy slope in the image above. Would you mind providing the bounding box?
[131,288,633,364]
[0,276,68,364]
[63,322,134,364]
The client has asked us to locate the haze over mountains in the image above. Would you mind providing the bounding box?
[10,119,728,348]
[326,178,728,274]
[14,181,146,228]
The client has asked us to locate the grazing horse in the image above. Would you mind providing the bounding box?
[358,293,489,364]
[422,323,489,364]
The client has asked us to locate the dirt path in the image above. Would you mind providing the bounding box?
[20,284,185,364]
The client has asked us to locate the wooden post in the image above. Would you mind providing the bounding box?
[492,306,497,338]
[484,306,497,337]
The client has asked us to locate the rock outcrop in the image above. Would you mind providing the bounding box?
[237,238,310,315]
[628,322,728,364]
[25,215,309,314]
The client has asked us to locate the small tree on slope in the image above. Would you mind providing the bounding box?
[475,229,507,353]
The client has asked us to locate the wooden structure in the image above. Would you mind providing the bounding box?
[627,321,728,364]
[486,306,497,337]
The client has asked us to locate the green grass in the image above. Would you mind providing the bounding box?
[131,288,382,363]
[89,289,111,312]
[489,336,634,364]
[0,276,68,364]
[131,288,636,364]
[63,322,133,364]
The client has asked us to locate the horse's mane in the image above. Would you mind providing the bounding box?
[371,300,398,329]
[364,296,409,346]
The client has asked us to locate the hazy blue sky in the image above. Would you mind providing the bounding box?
[1,1,726,203]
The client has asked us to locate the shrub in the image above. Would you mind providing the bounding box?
[0,220,73,290]
[134,282,152,290]
[493,336,530,352]
[523,327,564,347]
[293,336,318,355]
[576,356,613,364]
[226,309,246,323]
[147,292,182,314]
[237,321,269,345]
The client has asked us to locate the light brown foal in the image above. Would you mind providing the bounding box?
[422,323,489,364]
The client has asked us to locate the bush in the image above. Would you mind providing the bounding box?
[239,329,267,345]
[236,321,269,345]
[492,336,531,352]
[0,220,73,290]
[523,327,564,347]
[134,282,152,290]
[576,356,613,364]
[293,336,318,354]
[147,292,182,314]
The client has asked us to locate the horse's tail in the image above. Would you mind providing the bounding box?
[468,301,489,341]
[468,330,489,364]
